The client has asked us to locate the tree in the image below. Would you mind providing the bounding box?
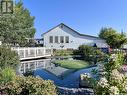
[0,1,36,46]
[99,27,127,49]
[0,45,20,69]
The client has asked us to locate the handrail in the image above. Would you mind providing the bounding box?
[11,47,52,60]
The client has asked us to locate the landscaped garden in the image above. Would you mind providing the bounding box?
[0,31,127,95]
[53,45,107,70]
[0,45,58,95]
[80,51,127,95]
[53,60,90,69]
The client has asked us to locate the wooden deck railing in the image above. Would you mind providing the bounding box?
[11,47,52,60]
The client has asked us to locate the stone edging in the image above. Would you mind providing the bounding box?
[57,86,94,95]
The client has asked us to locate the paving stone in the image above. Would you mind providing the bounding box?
[58,87,94,95]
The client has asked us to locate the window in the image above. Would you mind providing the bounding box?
[60,36,64,43]
[65,36,69,43]
[55,36,58,43]
[49,36,53,43]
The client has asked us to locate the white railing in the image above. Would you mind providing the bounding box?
[11,47,52,60]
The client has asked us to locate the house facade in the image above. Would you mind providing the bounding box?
[42,23,108,50]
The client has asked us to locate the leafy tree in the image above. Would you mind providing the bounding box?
[0,45,20,69]
[0,1,36,46]
[99,27,127,48]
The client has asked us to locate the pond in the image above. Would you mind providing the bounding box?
[18,58,97,88]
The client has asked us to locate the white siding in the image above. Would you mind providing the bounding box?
[43,24,106,49]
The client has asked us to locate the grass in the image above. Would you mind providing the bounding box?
[53,60,89,69]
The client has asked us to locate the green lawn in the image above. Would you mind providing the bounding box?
[53,60,89,69]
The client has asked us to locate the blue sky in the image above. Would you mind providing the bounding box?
[22,0,127,38]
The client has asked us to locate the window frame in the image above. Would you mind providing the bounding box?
[49,36,53,43]
[65,36,69,43]
[60,36,64,43]
[55,36,59,43]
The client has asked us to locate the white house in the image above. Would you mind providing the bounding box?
[42,23,108,50]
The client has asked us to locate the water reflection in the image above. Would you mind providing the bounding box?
[19,59,97,88]
[20,59,75,79]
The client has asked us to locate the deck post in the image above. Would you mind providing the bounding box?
[36,47,38,56]
[24,47,25,58]
[28,62,30,69]
[23,63,26,73]
[28,47,30,58]
[43,47,46,55]
[34,47,36,57]
[34,61,37,70]
[50,49,52,55]
[17,47,19,55]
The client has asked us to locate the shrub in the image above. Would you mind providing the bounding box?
[53,49,73,56]
[18,76,57,95]
[87,54,127,95]
[0,67,16,84]
[0,45,20,69]
[75,45,106,64]
[105,53,126,73]
[93,69,126,95]
[0,68,57,95]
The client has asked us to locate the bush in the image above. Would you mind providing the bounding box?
[0,45,20,69]
[18,76,57,95]
[87,54,127,95]
[53,49,73,56]
[0,68,57,95]
[75,45,106,64]
[0,67,16,84]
